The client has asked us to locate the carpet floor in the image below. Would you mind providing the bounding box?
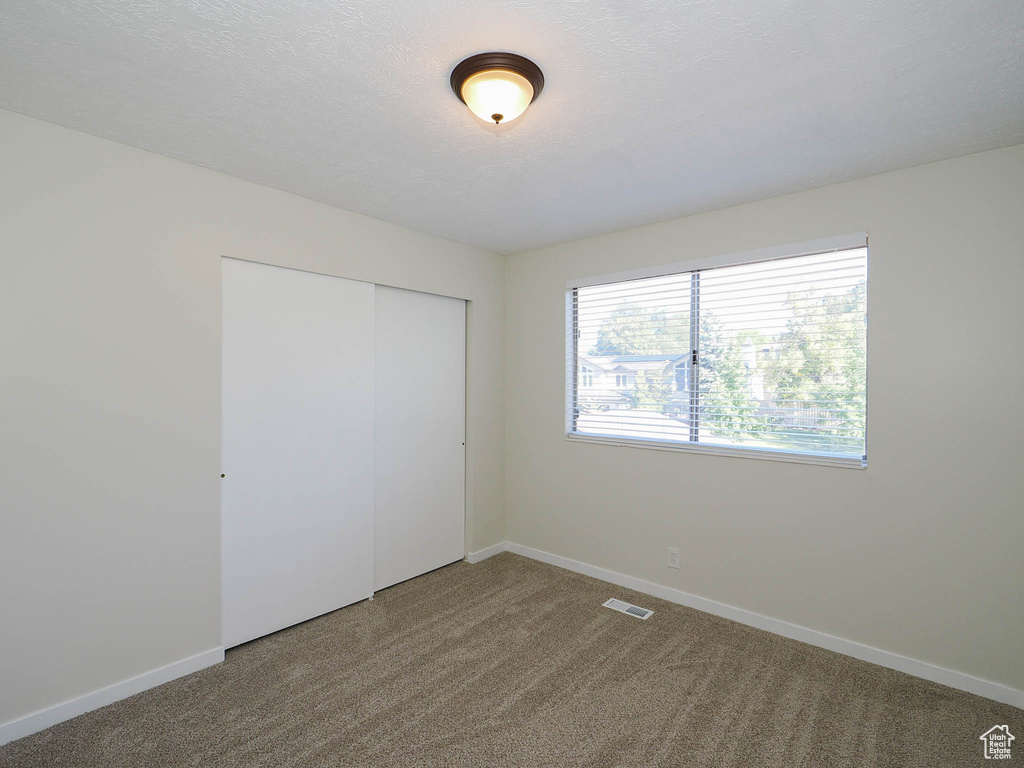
[2,552,1018,767]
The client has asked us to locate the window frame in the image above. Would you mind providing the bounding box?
[565,234,868,470]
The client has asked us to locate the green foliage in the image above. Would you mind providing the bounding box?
[761,282,867,446]
[628,370,674,411]
[590,303,689,356]
[699,315,765,437]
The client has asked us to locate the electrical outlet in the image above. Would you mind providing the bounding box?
[667,547,680,569]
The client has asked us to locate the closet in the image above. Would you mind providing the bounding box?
[220,258,465,648]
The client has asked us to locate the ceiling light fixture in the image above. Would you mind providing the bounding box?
[450,52,544,125]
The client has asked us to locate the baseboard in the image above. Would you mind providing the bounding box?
[0,646,225,746]
[465,541,506,564]
[505,542,1024,710]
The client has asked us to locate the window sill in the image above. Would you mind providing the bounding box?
[565,432,867,470]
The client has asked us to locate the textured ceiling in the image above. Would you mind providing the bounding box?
[2,0,1023,254]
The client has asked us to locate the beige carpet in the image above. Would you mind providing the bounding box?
[2,553,1018,767]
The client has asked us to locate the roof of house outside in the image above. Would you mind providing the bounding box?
[606,355,688,363]
[580,354,689,374]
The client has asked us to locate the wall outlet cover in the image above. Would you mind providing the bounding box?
[667,547,680,569]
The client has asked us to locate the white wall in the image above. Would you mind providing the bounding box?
[505,145,1024,692]
[0,108,505,728]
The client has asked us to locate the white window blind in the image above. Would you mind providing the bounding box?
[566,243,868,468]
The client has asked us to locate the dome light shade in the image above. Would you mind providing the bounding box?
[451,52,544,125]
[460,70,533,124]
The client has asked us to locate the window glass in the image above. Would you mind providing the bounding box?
[568,247,867,465]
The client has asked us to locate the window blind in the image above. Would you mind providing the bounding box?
[566,244,867,467]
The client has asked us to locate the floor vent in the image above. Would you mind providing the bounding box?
[602,598,653,620]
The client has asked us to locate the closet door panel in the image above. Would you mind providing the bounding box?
[374,286,466,590]
[221,259,375,648]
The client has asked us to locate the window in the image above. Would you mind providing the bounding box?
[566,237,867,468]
[580,365,594,387]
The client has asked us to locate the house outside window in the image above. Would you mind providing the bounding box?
[565,236,868,468]
[674,363,691,394]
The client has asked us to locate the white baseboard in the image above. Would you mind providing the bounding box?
[0,647,225,746]
[465,541,507,564]
[505,542,1024,710]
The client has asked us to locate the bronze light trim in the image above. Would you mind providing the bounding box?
[450,52,545,124]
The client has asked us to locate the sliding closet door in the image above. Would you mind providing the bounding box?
[374,286,466,590]
[221,259,375,648]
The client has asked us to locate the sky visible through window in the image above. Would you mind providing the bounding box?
[577,250,865,351]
